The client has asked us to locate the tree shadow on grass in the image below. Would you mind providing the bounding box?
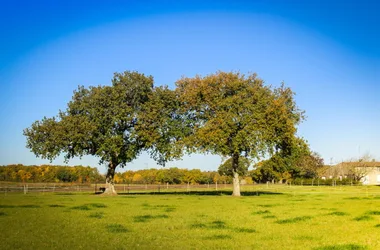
[106,223,129,233]
[133,214,169,223]
[276,216,313,224]
[313,244,368,250]
[118,190,283,196]
[0,204,40,208]
[203,234,232,240]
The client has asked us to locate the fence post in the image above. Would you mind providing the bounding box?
[216,181,218,191]
[167,182,169,189]
[128,183,130,194]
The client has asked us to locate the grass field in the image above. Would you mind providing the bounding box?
[1,185,380,250]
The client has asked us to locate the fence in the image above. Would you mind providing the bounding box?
[0,181,377,196]
[0,182,234,194]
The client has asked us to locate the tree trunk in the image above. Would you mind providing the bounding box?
[104,161,117,195]
[231,153,241,197]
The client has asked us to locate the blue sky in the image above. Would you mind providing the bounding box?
[1,0,379,173]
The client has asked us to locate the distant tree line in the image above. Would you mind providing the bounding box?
[114,168,250,185]
[0,164,255,185]
[0,164,103,183]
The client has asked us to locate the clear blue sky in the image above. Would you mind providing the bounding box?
[1,0,379,174]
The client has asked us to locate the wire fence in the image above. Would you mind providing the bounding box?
[0,182,233,194]
[1,181,380,197]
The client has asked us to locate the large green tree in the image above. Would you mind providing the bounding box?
[176,71,304,196]
[24,71,154,194]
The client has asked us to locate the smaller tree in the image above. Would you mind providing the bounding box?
[218,157,250,178]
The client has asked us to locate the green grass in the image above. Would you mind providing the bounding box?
[1,185,380,249]
[88,212,104,219]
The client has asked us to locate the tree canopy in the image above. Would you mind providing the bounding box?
[24,71,155,194]
[176,71,304,196]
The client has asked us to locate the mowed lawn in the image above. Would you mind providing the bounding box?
[1,186,380,250]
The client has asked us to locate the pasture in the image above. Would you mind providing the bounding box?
[1,185,380,249]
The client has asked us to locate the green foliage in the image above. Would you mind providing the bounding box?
[218,157,250,177]
[251,137,324,183]
[0,164,103,183]
[136,86,191,166]
[176,71,304,195]
[23,71,157,191]
[115,167,223,185]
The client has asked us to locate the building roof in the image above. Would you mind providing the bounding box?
[336,161,380,167]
